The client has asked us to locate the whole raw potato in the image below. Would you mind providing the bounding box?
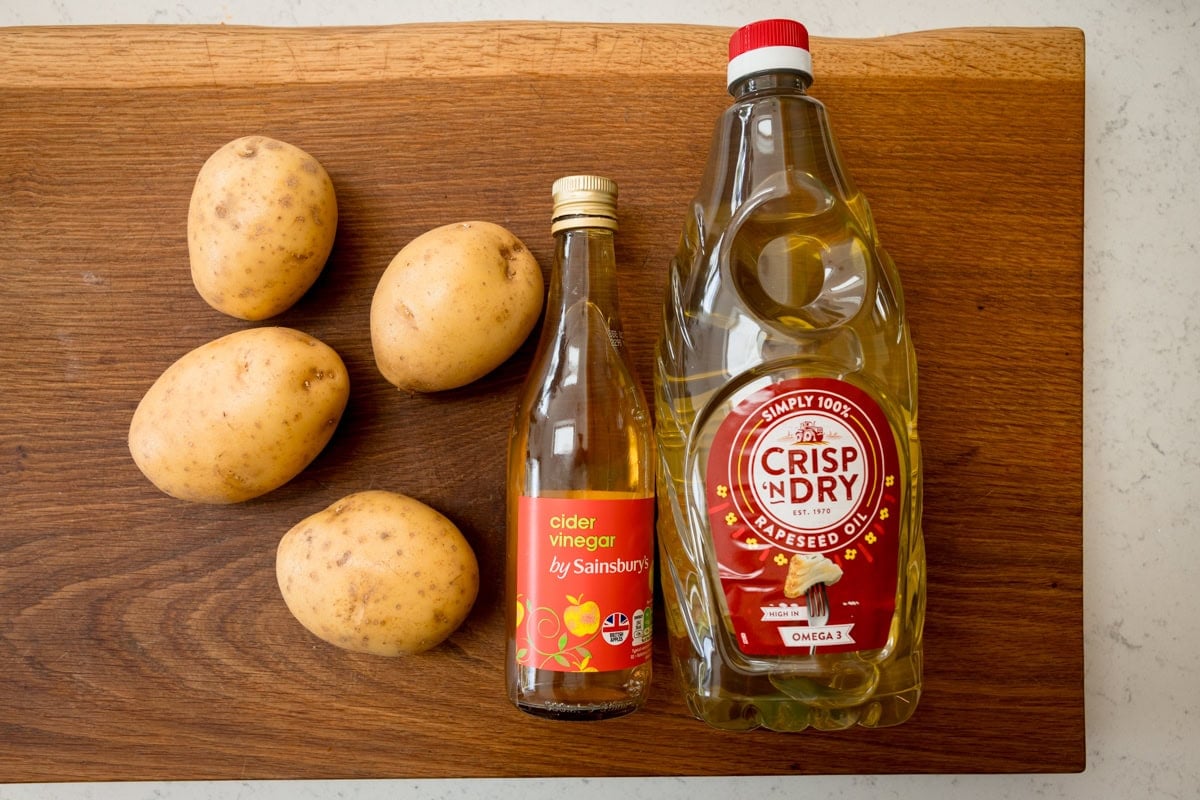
[370,221,543,392]
[128,327,349,504]
[188,136,338,320]
[276,490,480,656]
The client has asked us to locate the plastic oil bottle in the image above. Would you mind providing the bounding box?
[506,175,656,719]
[654,19,925,731]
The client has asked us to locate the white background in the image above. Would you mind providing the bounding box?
[2,1,1197,799]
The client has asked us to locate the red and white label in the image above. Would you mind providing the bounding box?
[515,496,654,672]
[706,378,900,655]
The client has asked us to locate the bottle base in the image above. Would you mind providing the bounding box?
[683,685,921,732]
[508,662,651,721]
[515,699,641,721]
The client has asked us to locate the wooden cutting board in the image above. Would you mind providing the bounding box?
[0,23,1084,780]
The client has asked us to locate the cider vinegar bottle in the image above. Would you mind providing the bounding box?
[655,19,926,731]
[506,175,655,719]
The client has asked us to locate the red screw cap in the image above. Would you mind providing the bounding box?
[726,19,813,89]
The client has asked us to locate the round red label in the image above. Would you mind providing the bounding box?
[706,378,901,655]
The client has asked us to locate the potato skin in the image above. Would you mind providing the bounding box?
[128,327,349,504]
[276,490,479,656]
[370,221,543,392]
[188,136,337,321]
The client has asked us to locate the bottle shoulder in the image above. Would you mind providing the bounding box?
[521,300,651,415]
[660,86,916,419]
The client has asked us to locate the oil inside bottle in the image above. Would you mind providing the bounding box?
[654,19,925,732]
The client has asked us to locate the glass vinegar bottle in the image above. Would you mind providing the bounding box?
[654,19,925,731]
[506,175,655,720]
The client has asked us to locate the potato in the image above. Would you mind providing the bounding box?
[370,221,543,392]
[128,326,349,504]
[276,490,479,656]
[188,136,337,320]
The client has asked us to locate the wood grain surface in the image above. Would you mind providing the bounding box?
[0,23,1084,780]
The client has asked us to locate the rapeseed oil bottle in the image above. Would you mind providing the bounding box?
[506,175,655,719]
[654,19,925,731]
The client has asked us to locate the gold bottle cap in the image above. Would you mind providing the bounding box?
[551,174,618,234]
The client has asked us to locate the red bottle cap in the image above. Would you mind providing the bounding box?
[726,19,813,89]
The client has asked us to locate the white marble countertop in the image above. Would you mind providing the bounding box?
[2,1,1197,799]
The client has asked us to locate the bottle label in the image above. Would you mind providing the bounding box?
[706,378,901,655]
[515,496,655,672]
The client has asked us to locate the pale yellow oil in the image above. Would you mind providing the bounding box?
[654,77,925,731]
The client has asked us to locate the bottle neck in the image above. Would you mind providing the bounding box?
[548,225,621,319]
[729,70,811,100]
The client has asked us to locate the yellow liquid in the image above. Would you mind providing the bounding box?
[654,85,925,731]
[505,486,654,720]
[506,228,655,720]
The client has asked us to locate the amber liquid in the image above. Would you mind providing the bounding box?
[654,75,925,731]
[506,227,654,720]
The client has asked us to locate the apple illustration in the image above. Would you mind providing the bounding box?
[563,595,600,637]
